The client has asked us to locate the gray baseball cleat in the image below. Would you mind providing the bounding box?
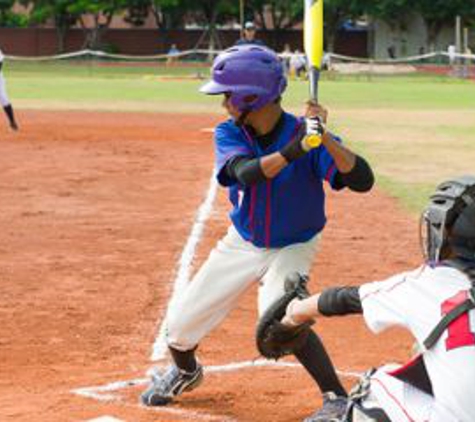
[304,392,349,422]
[141,363,204,406]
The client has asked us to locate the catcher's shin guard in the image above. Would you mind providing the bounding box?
[303,392,350,422]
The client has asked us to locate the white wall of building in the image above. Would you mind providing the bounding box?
[372,13,467,59]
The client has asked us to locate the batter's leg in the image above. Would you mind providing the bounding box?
[258,233,346,397]
[257,233,321,313]
[142,227,269,406]
[166,227,268,350]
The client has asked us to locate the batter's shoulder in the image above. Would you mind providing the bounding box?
[215,119,242,139]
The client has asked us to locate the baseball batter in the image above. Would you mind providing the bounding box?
[0,48,19,131]
[141,45,374,409]
[282,175,475,422]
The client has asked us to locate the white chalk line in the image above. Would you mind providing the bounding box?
[73,360,302,422]
[151,170,219,361]
[126,400,237,422]
[72,359,362,400]
[74,166,220,419]
[75,133,222,421]
[72,359,361,422]
[72,359,361,421]
[143,405,237,422]
[76,384,235,422]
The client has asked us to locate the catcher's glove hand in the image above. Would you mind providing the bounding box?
[256,272,314,359]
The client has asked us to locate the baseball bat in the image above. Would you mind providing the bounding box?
[304,0,324,147]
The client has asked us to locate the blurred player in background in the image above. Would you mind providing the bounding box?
[141,44,374,414]
[281,43,293,76]
[282,175,475,421]
[0,48,19,131]
[235,21,266,46]
[166,44,180,66]
[290,49,308,80]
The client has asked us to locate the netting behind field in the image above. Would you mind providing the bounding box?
[4,49,217,79]
[4,49,475,80]
[326,51,475,79]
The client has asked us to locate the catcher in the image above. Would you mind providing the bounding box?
[141,44,374,414]
[266,176,475,421]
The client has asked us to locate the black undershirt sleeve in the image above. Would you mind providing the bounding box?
[317,286,363,316]
[225,155,267,186]
[334,155,374,192]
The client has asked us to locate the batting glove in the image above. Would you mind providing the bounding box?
[302,117,325,151]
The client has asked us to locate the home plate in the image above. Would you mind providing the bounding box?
[86,417,124,422]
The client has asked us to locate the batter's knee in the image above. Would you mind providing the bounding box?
[165,309,201,351]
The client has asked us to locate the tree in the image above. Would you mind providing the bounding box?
[415,0,470,51]
[23,0,80,52]
[149,0,183,30]
[361,0,413,58]
[68,0,129,50]
[362,0,412,30]
[246,0,304,30]
[184,0,237,50]
[244,0,363,52]
[0,0,28,27]
[0,0,14,21]
[323,0,366,53]
[123,0,150,27]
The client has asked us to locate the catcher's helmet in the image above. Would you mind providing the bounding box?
[200,44,287,112]
[421,175,475,262]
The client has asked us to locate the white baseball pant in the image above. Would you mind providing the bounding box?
[166,225,321,351]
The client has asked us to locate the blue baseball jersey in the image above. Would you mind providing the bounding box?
[215,112,342,248]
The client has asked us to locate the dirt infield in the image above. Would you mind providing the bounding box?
[1,111,420,422]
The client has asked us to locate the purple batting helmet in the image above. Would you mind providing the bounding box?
[200,44,287,112]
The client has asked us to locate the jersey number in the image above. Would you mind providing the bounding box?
[441,291,475,351]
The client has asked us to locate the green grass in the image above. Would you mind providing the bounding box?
[377,176,435,214]
[4,61,475,214]
[14,77,206,103]
[7,61,475,110]
[7,59,209,77]
[285,77,475,110]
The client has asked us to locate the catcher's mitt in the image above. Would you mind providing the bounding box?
[256,272,313,359]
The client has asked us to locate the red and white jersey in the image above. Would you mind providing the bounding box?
[359,265,475,422]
